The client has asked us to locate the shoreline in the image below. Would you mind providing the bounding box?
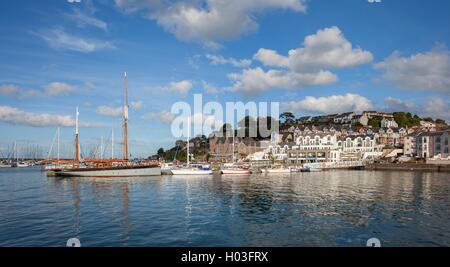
[366,162,450,172]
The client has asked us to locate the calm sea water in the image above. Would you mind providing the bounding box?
[0,167,449,247]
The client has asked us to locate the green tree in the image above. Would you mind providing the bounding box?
[279,112,295,125]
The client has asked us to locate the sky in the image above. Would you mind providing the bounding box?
[1,0,450,158]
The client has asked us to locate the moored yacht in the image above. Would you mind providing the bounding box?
[53,73,161,177]
[221,163,251,175]
[168,118,212,176]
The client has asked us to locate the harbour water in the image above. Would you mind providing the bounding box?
[0,167,449,247]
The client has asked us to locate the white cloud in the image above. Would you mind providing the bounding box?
[142,111,175,124]
[96,106,123,117]
[167,80,193,96]
[382,96,450,121]
[44,82,74,96]
[229,67,337,95]
[230,27,372,95]
[423,97,450,121]
[142,111,222,129]
[205,54,251,68]
[130,101,144,110]
[0,84,19,95]
[0,105,77,127]
[201,81,219,94]
[374,47,450,92]
[282,93,374,114]
[254,26,373,71]
[66,9,108,31]
[115,0,306,48]
[39,28,115,53]
[383,97,416,111]
[97,101,143,117]
[0,83,75,97]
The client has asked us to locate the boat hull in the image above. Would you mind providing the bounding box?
[54,166,161,177]
[170,169,213,175]
[221,169,251,175]
[261,169,291,174]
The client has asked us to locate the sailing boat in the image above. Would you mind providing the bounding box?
[170,117,213,175]
[53,72,161,177]
[220,133,251,175]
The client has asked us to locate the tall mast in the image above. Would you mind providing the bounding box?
[100,136,103,160]
[232,131,235,163]
[57,127,60,161]
[75,107,80,162]
[123,72,129,161]
[111,128,114,160]
[187,117,190,167]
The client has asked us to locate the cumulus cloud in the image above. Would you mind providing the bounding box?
[114,0,306,48]
[374,47,450,92]
[229,68,337,96]
[254,27,373,72]
[0,105,80,127]
[230,27,372,95]
[167,80,193,96]
[205,54,251,68]
[282,93,374,114]
[44,82,74,96]
[39,28,115,53]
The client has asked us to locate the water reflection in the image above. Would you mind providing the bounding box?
[0,168,449,246]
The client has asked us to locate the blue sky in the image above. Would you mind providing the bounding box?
[1,0,450,158]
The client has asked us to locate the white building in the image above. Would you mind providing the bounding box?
[381,118,398,128]
[253,133,383,164]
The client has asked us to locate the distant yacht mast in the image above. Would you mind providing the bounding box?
[123,72,129,161]
[75,107,80,162]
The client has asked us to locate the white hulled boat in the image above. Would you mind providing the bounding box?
[220,134,251,175]
[169,118,212,176]
[221,163,251,175]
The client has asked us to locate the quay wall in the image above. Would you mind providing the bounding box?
[366,163,450,172]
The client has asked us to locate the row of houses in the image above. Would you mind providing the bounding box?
[296,111,397,126]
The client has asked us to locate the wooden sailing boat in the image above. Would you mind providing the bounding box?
[54,72,161,177]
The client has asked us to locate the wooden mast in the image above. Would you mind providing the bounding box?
[75,107,80,162]
[123,72,129,161]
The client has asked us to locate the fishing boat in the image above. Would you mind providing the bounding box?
[53,72,161,177]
